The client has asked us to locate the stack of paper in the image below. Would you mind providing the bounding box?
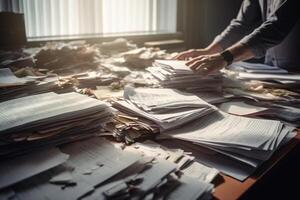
[0,68,73,102]
[111,86,217,131]
[225,62,300,95]
[235,72,300,82]
[225,62,300,93]
[34,41,100,74]
[0,138,141,200]
[228,62,289,74]
[0,137,215,200]
[222,61,300,127]
[160,111,296,181]
[121,47,169,69]
[80,139,215,200]
[102,112,160,144]
[126,140,219,183]
[219,101,300,127]
[148,60,223,92]
[0,92,113,158]
[97,38,137,55]
[0,148,69,190]
[0,68,35,87]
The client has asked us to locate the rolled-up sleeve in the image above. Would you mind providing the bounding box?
[214,0,261,49]
[240,0,300,58]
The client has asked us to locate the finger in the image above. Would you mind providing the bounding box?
[192,62,211,75]
[197,65,216,76]
[186,58,200,66]
[208,65,223,75]
[186,56,205,66]
[194,63,207,73]
[174,55,185,60]
[173,54,182,60]
[174,51,194,60]
[198,68,212,76]
[173,53,183,60]
[189,60,205,71]
[201,68,216,76]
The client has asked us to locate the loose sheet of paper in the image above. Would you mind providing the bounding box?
[0,148,69,189]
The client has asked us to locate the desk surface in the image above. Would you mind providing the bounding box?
[212,132,300,200]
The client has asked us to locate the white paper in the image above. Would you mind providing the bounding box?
[219,101,268,116]
[0,148,69,189]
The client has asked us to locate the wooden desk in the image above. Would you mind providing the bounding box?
[212,132,300,200]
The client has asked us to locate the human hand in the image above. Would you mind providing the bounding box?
[186,54,227,76]
[173,49,209,60]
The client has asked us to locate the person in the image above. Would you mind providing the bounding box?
[175,0,300,75]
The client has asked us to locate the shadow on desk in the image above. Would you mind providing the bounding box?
[241,140,300,200]
[212,133,300,200]
[159,133,300,200]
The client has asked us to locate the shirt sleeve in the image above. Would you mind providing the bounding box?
[213,0,262,49]
[240,0,300,58]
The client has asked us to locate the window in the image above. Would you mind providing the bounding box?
[1,0,177,39]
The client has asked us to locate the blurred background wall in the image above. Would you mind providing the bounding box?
[180,0,243,49]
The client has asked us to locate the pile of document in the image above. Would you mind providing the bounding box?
[227,62,289,74]
[148,60,223,92]
[159,111,296,181]
[34,41,100,74]
[0,68,35,87]
[0,138,140,200]
[124,140,219,183]
[0,92,113,158]
[0,68,73,102]
[117,140,217,200]
[111,86,217,131]
[222,61,300,126]
[0,49,34,69]
[96,38,137,55]
[0,137,216,200]
[82,139,215,200]
[60,72,120,90]
[225,62,300,97]
[122,47,171,69]
[108,83,296,181]
[103,112,160,144]
[218,100,300,127]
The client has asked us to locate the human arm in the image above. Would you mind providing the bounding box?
[187,0,300,74]
[174,42,223,60]
[186,43,254,75]
[238,0,300,58]
[175,0,261,60]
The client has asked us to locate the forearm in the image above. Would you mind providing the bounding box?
[239,0,300,58]
[179,42,223,60]
[213,0,261,50]
[227,43,255,63]
[186,42,255,74]
[202,42,224,54]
